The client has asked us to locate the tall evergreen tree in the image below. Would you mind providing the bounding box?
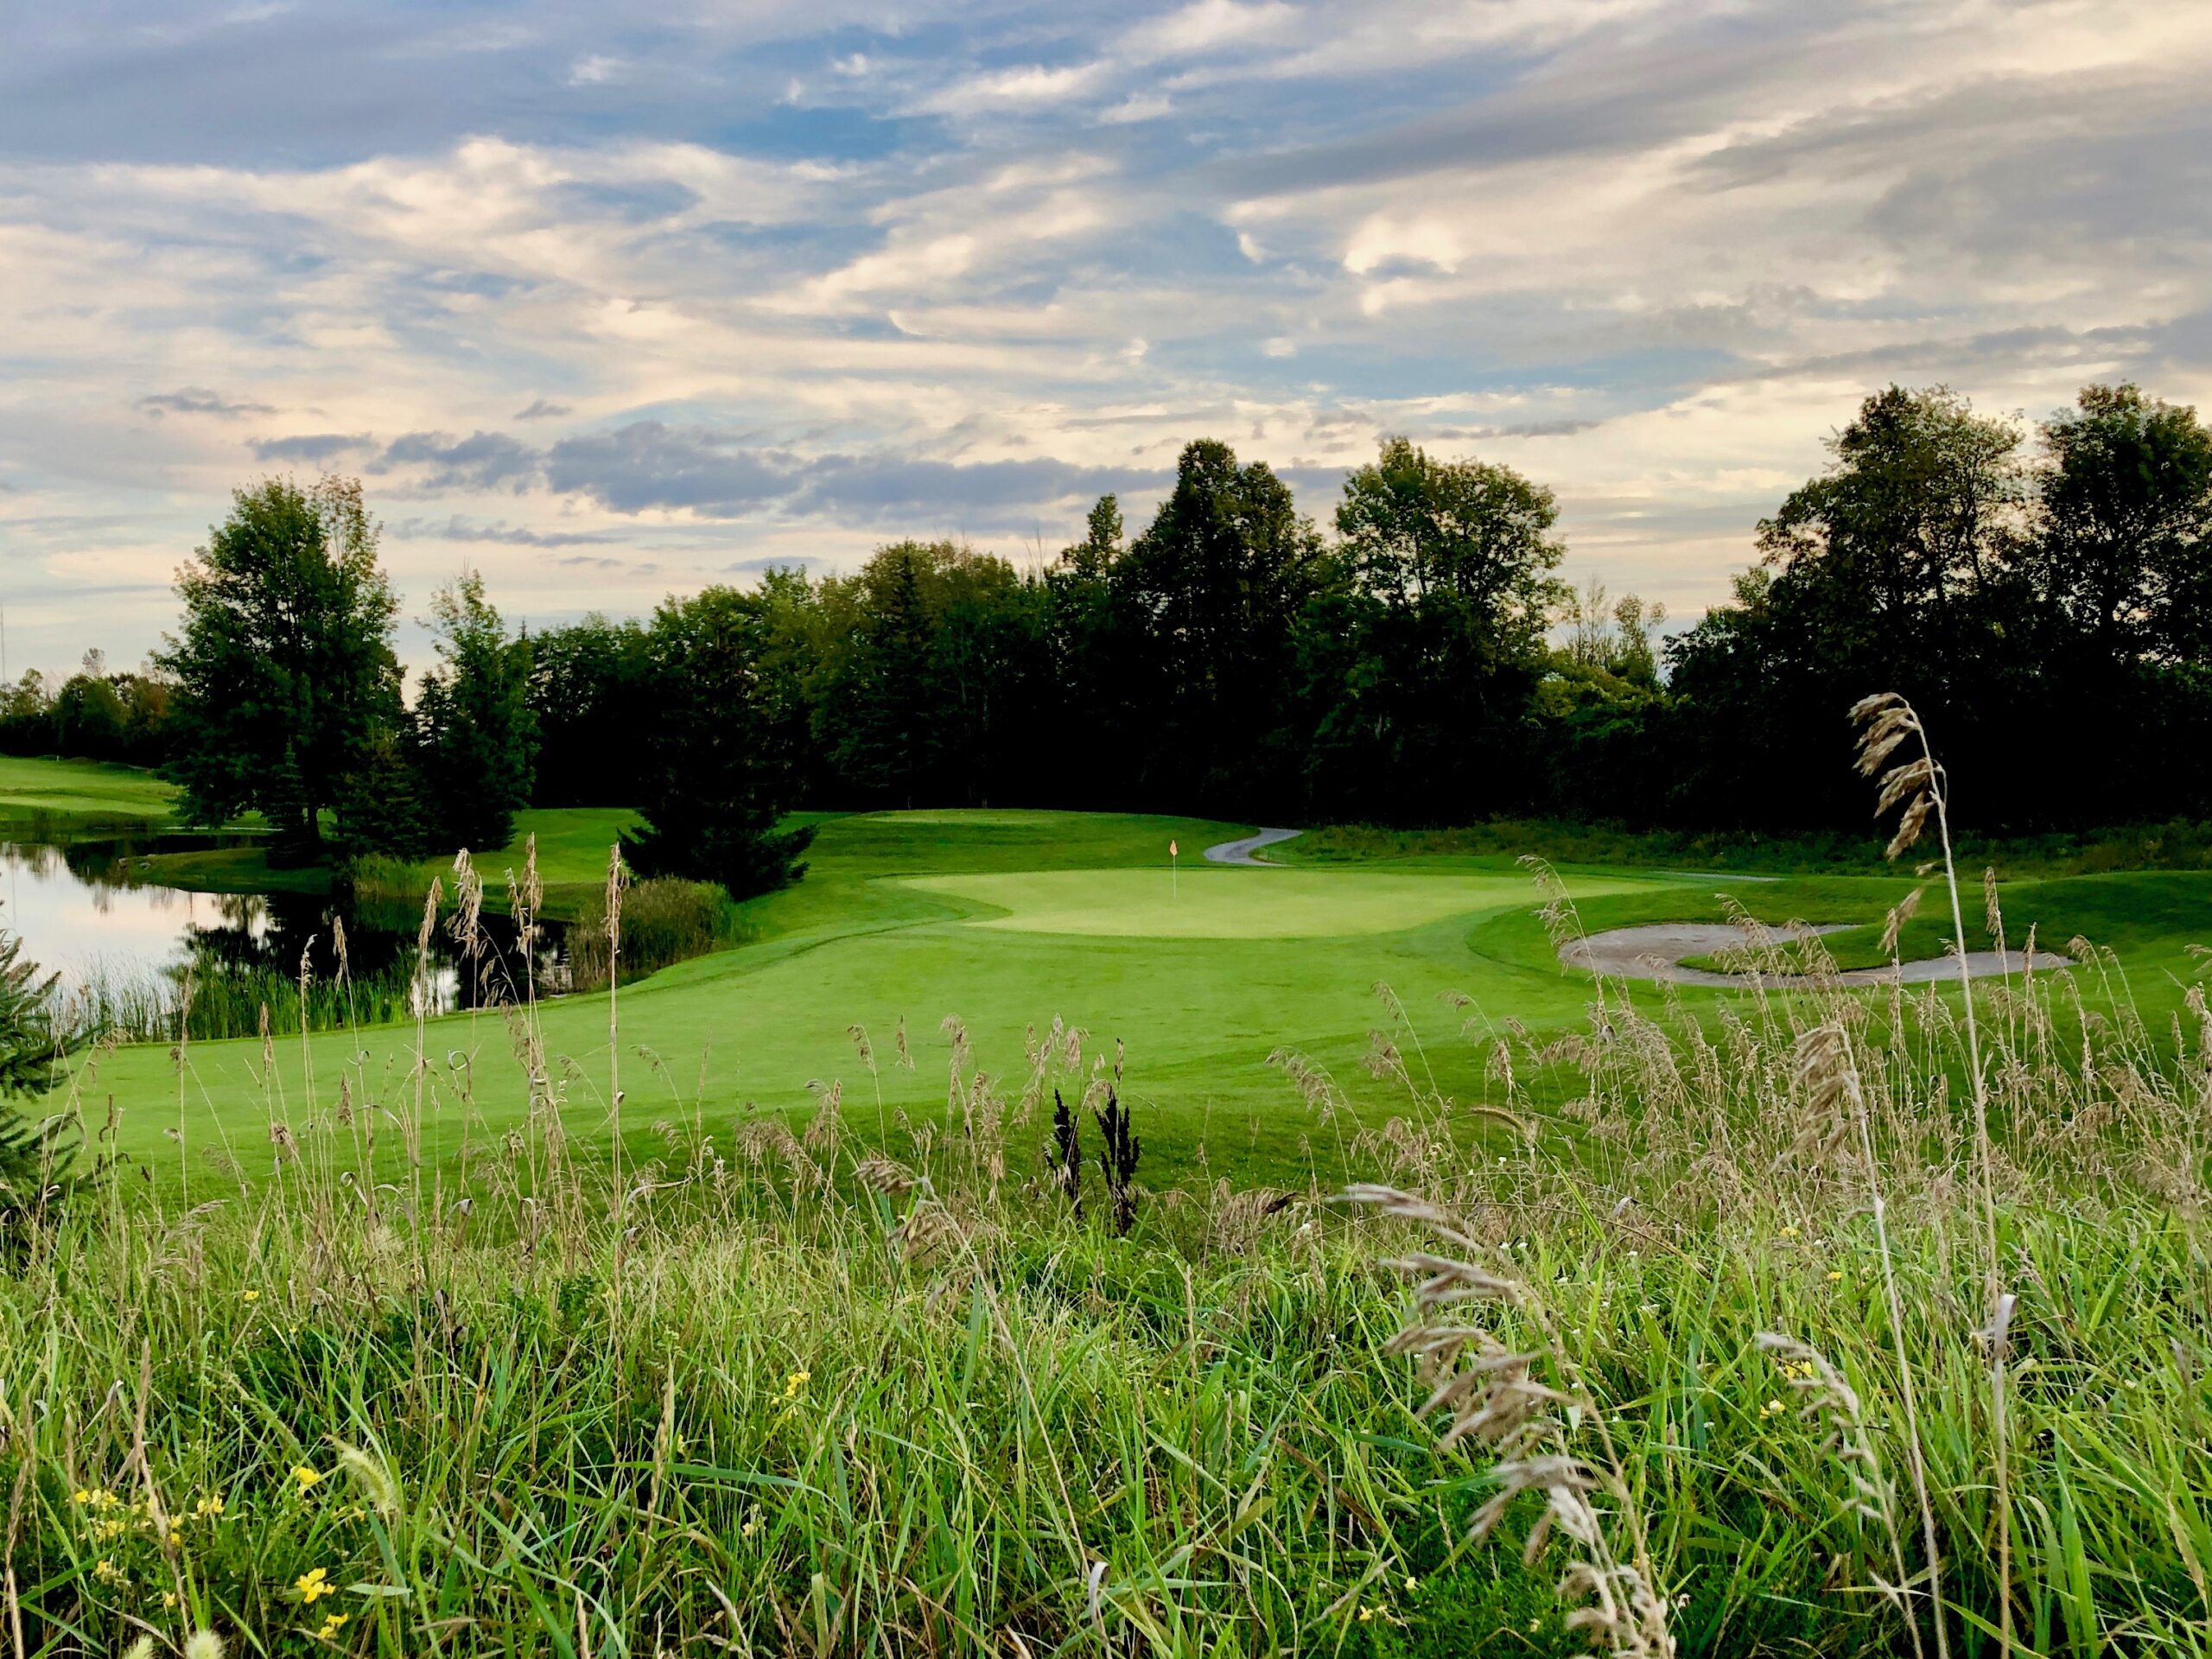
[414,569,537,852]
[0,924,73,1224]
[623,587,813,899]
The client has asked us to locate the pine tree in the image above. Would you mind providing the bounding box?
[623,586,812,900]
[0,925,73,1226]
[333,724,428,861]
[414,569,536,852]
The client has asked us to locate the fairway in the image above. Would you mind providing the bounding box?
[17,803,2212,1191]
[907,866,1667,937]
[0,753,182,830]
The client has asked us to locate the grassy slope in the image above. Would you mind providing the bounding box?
[131,804,646,903]
[90,805,2201,1192]
[0,753,181,831]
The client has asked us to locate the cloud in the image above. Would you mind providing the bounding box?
[372,430,542,492]
[137,387,274,418]
[918,62,1110,112]
[249,433,376,463]
[553,552,658,574]
[726,553,823,573]
[1122,0,1297,62]
[1098,92,1173,125]
[789,454,1155,518]
[540,423,1157,524]
[544,423,792,515]
[3,0,2211,646]
[388,515,621,548]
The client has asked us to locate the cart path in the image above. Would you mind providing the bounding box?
[1562,921,2072,987]
[1202,828,1303,866]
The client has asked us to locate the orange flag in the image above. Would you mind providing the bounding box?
[1169,840,1179,857]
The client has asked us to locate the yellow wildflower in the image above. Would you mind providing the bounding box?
[1778,1224,1800,1239]
[94,1557,127,1586]
[316,1612,348,1641]
[241,1289,260,1304]
[193,1494,226,1520]
[1827,1270,1845,1282]
[293,1465,322,1492]
[162,1592,179,1610]
[1761,1398,1786,1418]
[781,1370,810,1401]
[296,1567,334,1605]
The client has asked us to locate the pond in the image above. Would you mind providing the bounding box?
[0,836,570,1041]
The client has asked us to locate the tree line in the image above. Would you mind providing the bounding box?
[29,378,2212,897]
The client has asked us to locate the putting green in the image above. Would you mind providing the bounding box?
[906,868,1670,938]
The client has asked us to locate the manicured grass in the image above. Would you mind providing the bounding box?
[0,753,182,831]
[124,806,647,906]
[70,806,2212,1196]
[903,867,1667,938]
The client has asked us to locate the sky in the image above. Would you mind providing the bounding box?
[3,0,2210,676]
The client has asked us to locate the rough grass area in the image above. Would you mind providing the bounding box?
[7,859,2209,1656]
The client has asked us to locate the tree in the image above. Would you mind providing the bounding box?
[1755,385,2026,668]
[2031,384,2212,668]
[1337,435,1567,643]
[1560,577,1668,687]
[332,724,428,861]
[818,544,942,804]
[156,477,403,861]
[50,667,126,760]
[414,569,537,852]
[526,613,658,805]
[1113,440,1325,808]
[622,587,814,899]
[0,923,73,1227]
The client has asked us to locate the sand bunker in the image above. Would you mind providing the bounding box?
[1562,921,2071,987]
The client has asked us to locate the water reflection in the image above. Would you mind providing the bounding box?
[1,836,569,1039]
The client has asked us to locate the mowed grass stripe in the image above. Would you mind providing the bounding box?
[903,868,1684,938]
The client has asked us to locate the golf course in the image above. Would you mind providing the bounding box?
[10,753,2212,1657]
[15,753,2210,1191]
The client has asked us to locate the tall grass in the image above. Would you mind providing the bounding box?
[566,874,741,992]
[58,959,424,1045]
[3,781,2210,1655]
